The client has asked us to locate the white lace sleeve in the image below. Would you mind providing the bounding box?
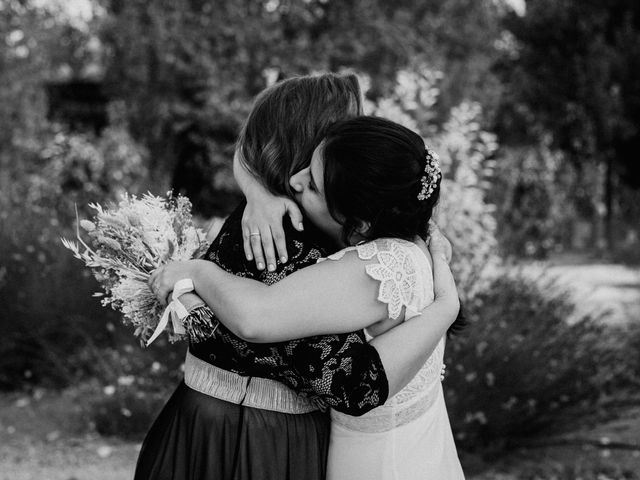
[319,238,424,320]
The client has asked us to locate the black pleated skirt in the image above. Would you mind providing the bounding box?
[134,381,330,480]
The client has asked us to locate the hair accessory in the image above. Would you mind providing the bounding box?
[417,147,442,201]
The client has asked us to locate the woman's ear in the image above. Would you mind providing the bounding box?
[348,220,371,244]
[356,220,371,236]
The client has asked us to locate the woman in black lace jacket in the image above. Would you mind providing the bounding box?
[134,74,459,480]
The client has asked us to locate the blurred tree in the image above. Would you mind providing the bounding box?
[496,0,640,250]
[0,1,152,389]
[0,2,54,176]
[97,0,504,213]
[0,0,105,185]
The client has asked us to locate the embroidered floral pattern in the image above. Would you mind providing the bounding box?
[363,239,418,319]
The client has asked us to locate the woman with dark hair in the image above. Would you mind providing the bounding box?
[151,116,465,479]
[136,76,460,480]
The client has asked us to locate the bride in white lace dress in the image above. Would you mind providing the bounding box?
[322,238,461,479]
[151,116,465,479]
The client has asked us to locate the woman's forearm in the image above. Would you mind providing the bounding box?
[181,253,394,342]
[189,260,269,340]
[153,234,458,346]
[234,153,265,199]
[370,304,452,398]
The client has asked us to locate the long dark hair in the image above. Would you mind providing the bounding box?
[237,73,363,196]
[322,116,439,244]
[321,116,465,334]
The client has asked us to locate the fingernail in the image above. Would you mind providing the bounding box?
[247,254,253,261]
[280,256,287,264]
[257,262,264,270]
[298,222,304,231]
[268,263,275,272]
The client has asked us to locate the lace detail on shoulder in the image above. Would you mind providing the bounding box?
[320,239,422,320]
[363,239,419,320]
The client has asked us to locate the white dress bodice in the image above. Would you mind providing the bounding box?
[319,238,464,479]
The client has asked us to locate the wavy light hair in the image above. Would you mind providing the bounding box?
[236,73,363,196]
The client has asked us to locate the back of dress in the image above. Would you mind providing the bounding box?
[322,238,464,480]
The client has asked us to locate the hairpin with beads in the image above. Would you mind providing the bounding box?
[417,146,442,201]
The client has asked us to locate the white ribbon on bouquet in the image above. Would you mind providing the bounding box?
[146,278,194,346]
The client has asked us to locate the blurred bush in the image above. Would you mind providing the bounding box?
[37,125,149,217]
[433,102,499,298]
[444,269,640,451]
[75,346,184,438]
[0,124,156,389]
[49,344,186,439]
[488,142,616,259]
[490,145,568,259]
[611,186,640,265]
[367,66,499,297]
[89,387,168,438]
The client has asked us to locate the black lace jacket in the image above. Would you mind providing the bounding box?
[186,201,389,416]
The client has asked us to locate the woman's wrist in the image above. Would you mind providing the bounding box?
[245,184,276,204]
[234,155,271,202]
[189,259,209,293]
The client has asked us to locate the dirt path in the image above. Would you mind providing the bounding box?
[0,392,139,480]
[550,262,640,324]
[0,437,139,480]
[525,259,640,325]
[469,407,640,479]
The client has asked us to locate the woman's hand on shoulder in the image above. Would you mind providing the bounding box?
[428,222,452,264]
[242,191,304,272]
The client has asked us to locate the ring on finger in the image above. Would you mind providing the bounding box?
[249,232,261,236]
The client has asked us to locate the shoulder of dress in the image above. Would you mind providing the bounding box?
[357,237,417,258]
[316,238,419,264]
[316,246,356,263]
[364,239,425,320]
